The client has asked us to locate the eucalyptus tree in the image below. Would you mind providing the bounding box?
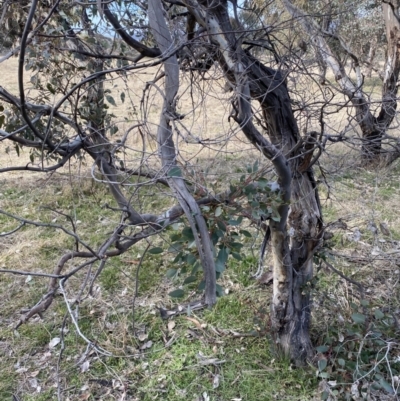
[282,0,400,164]
[0,0,323,365]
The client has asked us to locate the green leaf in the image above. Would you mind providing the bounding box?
[173,252,183,263]
[148,247,163,254]
[120,92,125,103]
[252,160,259,173]
[240,230,252,238]
[170,233,182,242]
[321,391,329,400]
[215,206,222,217]
[215,247,229,273]
[215,229,224,238]
[232,252,242,260]
[183,275,197,284]
[229,217,243,226]
[106,95,116,106]
[0,114,4,128]
[379,378,394,394]
[168,167,182,177]
[374,309,384,320]
[166,268,177,278]
[257,178,269,188]
[168,242,183,253]
[197,280,205,291]
[47,83,56,94]
[316,345,329,353]
[169,289,185,298]
[217,220,226,232]
[191,262,200,275]
[110,126,119,135]
[182,227,194,241]
[351,313,366,324]
[230,242,243,250]
[186,254,197,265]
[338,358,345,367]
[318,358,327,372]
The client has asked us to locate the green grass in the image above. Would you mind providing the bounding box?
[1,156,400,400]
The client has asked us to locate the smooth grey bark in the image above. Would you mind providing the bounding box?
[366,38,377,78]
[148,0,217,306]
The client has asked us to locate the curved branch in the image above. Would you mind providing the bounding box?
[18,0,56,151]
[103,4,161,58]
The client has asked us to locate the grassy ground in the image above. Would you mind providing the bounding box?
[1,56,400,401]
[1,151,400,400]
[0,173,317,401]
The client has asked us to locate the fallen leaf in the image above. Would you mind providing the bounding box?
[49,337,61,349]
[137,332,148,342]
[185,317,202,330]
[140,340,153,350]
[28,378,38,389]
[213,374,220,389]
[81,360,90,373]
[168,321,176,332]
[122,260,140,264]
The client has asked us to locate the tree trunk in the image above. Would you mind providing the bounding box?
[366,38,377,78]
[254,64,322,362]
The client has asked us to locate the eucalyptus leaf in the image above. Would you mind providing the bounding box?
[183,275,197,284]
[148,247,163,254]
[318,358,327,372]
[106,95,116,106]
[169,289,185,298]
[351,313,366,324]
[168,167,182,177]
[215,206,222,217]
[166,268,177,278]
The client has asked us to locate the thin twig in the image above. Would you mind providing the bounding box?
[132,243,151,331]
[323,260,365,298]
